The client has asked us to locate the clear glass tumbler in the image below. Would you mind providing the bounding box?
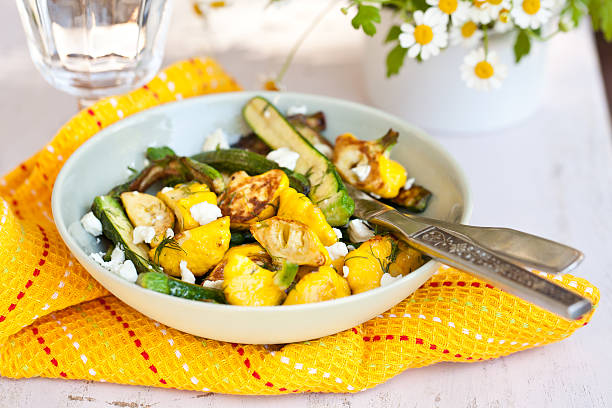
[16,0,172,107]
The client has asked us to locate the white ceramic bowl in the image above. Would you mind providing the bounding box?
[52,91,472,344]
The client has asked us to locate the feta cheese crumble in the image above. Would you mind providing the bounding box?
[313,143,333,158]
[202,279,224,290]
[133,226,156,244]
[90,246,138,283]
[81,211,102,236]
[342,265,350,278]
[202,128,230,151]
[380,272,401,287]
[332,228,343,240]
[348,219,375,243]
[370,192,381,199]
[165,228,174,238]
[287,105,307,115]
[190,202,222,226]
[351,164,371,182]
[266,147,300,171]
[325,242,348,261]
[404,177,415,190]
[117,260,138,283]
[179,261,196,284]
[161,186,173,194]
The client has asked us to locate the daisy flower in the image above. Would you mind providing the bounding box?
[426,0,471,25]
[493,8,514,33]
[511,0,554,29]
[469,0,494,24]
[460,48,508,91]
[485,0,512,19]
[399,9,449,60]
[450,20,483,47]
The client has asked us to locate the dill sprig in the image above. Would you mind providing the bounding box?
[153,236,185,264]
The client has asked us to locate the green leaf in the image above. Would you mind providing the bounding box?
[385,25,402,43]
[386,44,408,77]
[589,0,612,41]
[513,29,531,63]
[351,4,381,36]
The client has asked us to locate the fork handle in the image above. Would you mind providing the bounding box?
[372,211,592,320]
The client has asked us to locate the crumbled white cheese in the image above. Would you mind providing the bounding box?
[332,228,343,240]
[404,177,415,190]
[348,219,375,243]
[202,128,230,151]
[202,279,224,290]
[189,202,222,226]
[117,260,138,283]
[179,261,196,284]
[81,211,103,236]
[287,105,307,116]
[347,244,356,252]
[90,246,137,283]
[161,186,173,193]
[380,272,401,287]
[133,226,156,244]
[165,228,174,238]
[313,143,333,158]
[342,265,350,278]
[352,164,371,182]
[370,192,381,199]
[266,147,300,171]
[326,242,349,261]
[263,109,271,118]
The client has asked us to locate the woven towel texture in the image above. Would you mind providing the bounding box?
[0,58,600,394]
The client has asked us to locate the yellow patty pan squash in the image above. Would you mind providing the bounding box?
[120,191,174,247]
[344,235,424,294]
[218,170,289,229]
[207,243,272,281]
[251,217,331,266]
[157,182,217,232]
[277,187,337,246]
[150,216,230,277]
[222,253,286,306]
[284,266,350,305]
[333,130,407,198]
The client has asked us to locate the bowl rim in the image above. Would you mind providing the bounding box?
[51,90,473,314]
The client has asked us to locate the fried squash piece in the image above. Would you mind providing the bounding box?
[284,266,350,305]
[157,182,217,232]
[120,192,174,247]
[207,243,272,281]
[333,130,407,198]
[250,217,330,266]
[218,170,289,229]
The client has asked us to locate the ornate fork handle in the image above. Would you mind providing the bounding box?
[373,211,592,320]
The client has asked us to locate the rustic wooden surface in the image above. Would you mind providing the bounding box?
[1,2,611,407]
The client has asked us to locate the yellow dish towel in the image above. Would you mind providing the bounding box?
[0,58,600,394]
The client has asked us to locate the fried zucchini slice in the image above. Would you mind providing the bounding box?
[284,266,350,305]
[120,192,174,247]
[207,243,272,281]
[277,187,337,246]
[250,217,330,266]
[218,169,289,229]
[333,130,407,199]
[390,185,432,213]
[150,216,230,277]
[157,182,217,232]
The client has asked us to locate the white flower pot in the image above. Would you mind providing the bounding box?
[363,16,549,133]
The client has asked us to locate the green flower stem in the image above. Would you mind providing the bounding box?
[483,25,489,59]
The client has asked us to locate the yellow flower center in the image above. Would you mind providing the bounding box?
[499,8,510,23]
[439,0,458,14]
[461,21,478,38]
[414,25,434,45]
[473,0,487,8]
[474,61,495,79]
[522,0,541,15]
[488,0,503,5]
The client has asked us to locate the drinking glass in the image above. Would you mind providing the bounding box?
[16,0,172,108]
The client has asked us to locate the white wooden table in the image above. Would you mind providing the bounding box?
[1,2,611,407]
